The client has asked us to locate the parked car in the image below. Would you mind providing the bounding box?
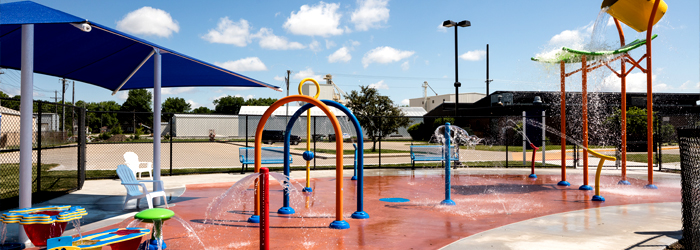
[262,130,301,145]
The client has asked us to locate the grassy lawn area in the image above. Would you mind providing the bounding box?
[294,148,410,155]
[625,153,681,163]
[0,163,76,200]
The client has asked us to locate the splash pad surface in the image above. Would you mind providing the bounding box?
[115,169,681,249]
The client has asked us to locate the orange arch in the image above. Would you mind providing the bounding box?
[253,95,345,222]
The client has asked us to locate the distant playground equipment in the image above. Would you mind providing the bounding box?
[298,78,321,193]
[532,0,666,189]
[528,143,539,179]
[1,205,86,247]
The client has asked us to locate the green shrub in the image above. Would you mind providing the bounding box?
[134,127,143,140]
[407,122,425,140]
[111,124,123,135]
[99,132,111,140]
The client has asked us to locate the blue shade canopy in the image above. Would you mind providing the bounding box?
[0,1,281,92]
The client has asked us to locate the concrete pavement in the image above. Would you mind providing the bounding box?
[2,167,683,249]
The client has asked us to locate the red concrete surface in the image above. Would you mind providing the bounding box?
[73,173,682,249]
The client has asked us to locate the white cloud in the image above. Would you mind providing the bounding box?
[116,91,129,101]
[401,61,409,71]
[368,80,389,89]
[460,50,486,61]
[186,99,201,108]
[254,28,306,50]
[293,68,322,81]
[362,46,414,68]
[679,81,700,91]
[235,94,255,101]
[549,29,583,45]
[328,47,352,63]
[116,7,179,38]
[351,0,390,31]
[600,72,663,92]
[161,87,196,95]
[350,40,361,47]
[437,23,447,33]
[201,17,251,46]
[283,2,343,37]
[401,99,409,105]
[274,76,285,81]
[309,40,322,52]
[325,40,336,49]
[214,57,268,72]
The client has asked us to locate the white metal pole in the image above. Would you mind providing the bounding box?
[19,23,34,245]
[153,48,162,204]
[522,111,526,165]
[542,110,546,165]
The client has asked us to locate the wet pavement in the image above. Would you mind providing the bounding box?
[11,167,682,249]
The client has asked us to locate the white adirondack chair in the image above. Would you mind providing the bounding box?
[123,152,153,179]
[116,164,169,210]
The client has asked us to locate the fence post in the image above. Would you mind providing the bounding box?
[505,130,509,168]
[37,101,42,192]
[542,110,546,166]
[522,111,526,166]
[378,131,382,168]
[169,116,173,176]
[78,107,85,189]
[313,116,316,170]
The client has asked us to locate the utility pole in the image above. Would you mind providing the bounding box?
[53,91,58,123]
[61,78,67,133]
[485,44,493,96]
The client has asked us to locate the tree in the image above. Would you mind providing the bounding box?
[345,86,410,151]
[192,106,213,114]
[213,95,244,114]
[120,89,153,132]
[244,97,278,106]
[86,101,121,133]
[162,97,191,121]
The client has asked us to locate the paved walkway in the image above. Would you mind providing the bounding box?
[3,167,683,249]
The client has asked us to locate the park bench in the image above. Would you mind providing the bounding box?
[239,147,293,173]
[410,145,458,168]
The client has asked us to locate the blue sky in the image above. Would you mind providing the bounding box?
[3,0,698,109]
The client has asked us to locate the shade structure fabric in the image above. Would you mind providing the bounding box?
[0,1,280,92]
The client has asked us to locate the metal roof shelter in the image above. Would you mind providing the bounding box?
[1,1,280,242]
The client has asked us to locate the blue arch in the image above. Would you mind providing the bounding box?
[281,100,368,219]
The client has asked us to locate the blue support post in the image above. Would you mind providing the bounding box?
[441,123,456,206]
[351,144,358,180]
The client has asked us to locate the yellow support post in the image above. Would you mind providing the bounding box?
[298,78,321,192]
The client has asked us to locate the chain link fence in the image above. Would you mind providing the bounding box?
[0,98,85,210]
[78,110,699,179]
[679,127,700,249]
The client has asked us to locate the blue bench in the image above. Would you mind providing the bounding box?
[239,147,293,173]
[410,145,458,168]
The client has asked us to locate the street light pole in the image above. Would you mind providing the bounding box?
[453,26,459,119]
[443,20,470,120]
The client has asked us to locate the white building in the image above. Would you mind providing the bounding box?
[409,93,486,112]
[172,114,238,138]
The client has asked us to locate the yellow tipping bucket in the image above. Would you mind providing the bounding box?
[602,0,667,32]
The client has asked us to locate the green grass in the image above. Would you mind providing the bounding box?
[0,163,75,200]
[625,154,681,163]
[294,148,409,155]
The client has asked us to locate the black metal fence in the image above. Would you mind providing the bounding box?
[79,110,698,179]
[0,98,86,210]
[679,127,700,249]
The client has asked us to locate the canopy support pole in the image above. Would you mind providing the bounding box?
[153,48,162,204]
[19,24,34,245]
[112,50,155,95]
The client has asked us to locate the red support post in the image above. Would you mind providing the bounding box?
[614,18,628,183]
[259,167,270,250]
[560,61,567,183]
[646,0,661,187]
[582,55,589,187]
